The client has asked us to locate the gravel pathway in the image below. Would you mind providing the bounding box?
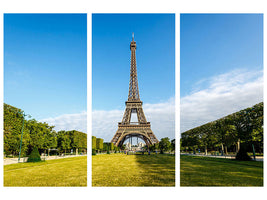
[180,153,263,161]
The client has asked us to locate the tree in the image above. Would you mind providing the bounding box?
[149,144,156,151]
[222,122,237,154]
[231,108,255,158]
[96,138,103,152]
[26,120,56,154]
[199,124,214,155]
[4,104,28,156]
[249,103,263,153]
[43,130,57,156]
[80,132,87,154]
[103,143,109,151]
[214,119,233,155]
[4,103,87,157]
[114,146,120,153]
[68,130,87,155]
[92,136,96,150]
[159,137,171,153]
[103,142,114,152]
[181,102,263,157]
[57,131,71,154]
[110,142,114,151]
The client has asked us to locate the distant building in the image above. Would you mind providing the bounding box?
[125,142,132,150]
[125,141,144,151]
[138,142,145,148]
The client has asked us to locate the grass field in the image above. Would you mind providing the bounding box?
[180,155,263,186]
[92,153,175,186]
[4,156,87,187]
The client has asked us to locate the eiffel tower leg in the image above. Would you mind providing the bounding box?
[146,130,159,144]
[111,129,124,146]
[122,108,131,124]
[141,135,150,146]
[137,108,147,123]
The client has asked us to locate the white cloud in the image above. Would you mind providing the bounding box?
[40,111,87,133]
[92,97,175,142]
[181,68,263,133]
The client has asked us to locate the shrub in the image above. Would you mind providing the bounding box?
[27,147,41,162]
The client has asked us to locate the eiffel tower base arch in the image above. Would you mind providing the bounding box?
[111,123,158,148]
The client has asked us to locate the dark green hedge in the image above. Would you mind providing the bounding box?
[27,147,41,162]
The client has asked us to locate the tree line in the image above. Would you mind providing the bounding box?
[150,138,175,154]
[92,135,175,155]
[181,102,263,155]
[92,136,120,155]
[4,103,87,157]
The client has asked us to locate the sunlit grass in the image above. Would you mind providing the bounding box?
[4,156,87,187]
[92,153,175,186]
[180,155,263,186]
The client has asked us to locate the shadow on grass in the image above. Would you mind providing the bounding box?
[180,155,263,187]
[181,155,263,168]
[134,154,175,186]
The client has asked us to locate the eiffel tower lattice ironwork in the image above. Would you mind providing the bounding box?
[111,34,159,147]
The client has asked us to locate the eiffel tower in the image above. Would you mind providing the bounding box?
[111,33,159,147]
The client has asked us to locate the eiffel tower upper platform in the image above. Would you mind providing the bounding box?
[111,34,159,147]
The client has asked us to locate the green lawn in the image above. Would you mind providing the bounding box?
[180,155,263,186]
[92,153,175,186]
[4,156,87,187]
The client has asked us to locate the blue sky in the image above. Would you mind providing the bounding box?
[4,14,87,132]
[181,14,263,97]
[92,14,175,142]
[5,13,262,139]
[180,14,263,132]
[93,14,175,110]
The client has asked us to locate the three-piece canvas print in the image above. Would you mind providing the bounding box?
[3,13,263,187]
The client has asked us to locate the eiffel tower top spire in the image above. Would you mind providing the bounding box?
[128,33,140,101]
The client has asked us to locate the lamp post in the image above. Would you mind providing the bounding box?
[18,111,31,162]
